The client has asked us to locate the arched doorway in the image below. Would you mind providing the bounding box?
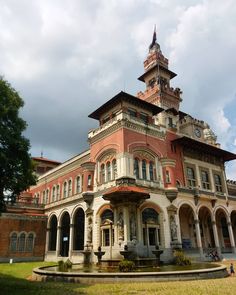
[73,208,85,250]
[48,215,57,251]
[198,206,215,248]
[100,209,114,247]
[142,208,160,247]
[179,204,196,249]
[215,208,230,252]
[60,212,70,257]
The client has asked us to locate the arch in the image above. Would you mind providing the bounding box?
[96,204,113,217]
[73,208,85,251]
[139,201,162,214]
[128,142,163,158]
[177,201,197,218]
[178,203,196,249]
[95,146,118,162]
[60,211,70,257]
[214,206,230,221]
[198,206,215,248]
[48,215,57,251]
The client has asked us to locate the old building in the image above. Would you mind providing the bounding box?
[4,32,236,263]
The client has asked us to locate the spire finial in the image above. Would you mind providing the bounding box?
[149,25,157,50]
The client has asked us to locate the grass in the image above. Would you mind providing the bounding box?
[0,260,235,295]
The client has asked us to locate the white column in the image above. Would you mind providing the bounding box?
[227,221,236,253]
[136,208,142,243]
[123,206,129,243]
[146,162,150,180]
[69,223,74,257]
[212,219,220,253]
[56,226,61,256]
[195,165,201,188]
[194,219,203,256]
[113,207,118,244]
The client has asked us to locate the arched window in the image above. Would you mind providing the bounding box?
[76,176,81,193]
[100,209,114,246]
[149,161,154,181]
[56,184,60,200]
[52,186,56,202]
[26,233,34,252]
[10,232,17,252]
[107,162,111,181]
[46,189,50,203]
[142,208,160,246]
[100,164,105,183]
[134,158,140,179]
[18,233,26,252]
[88,175,92,187]
[68,179,72,196]
[142,160,147,180]
[112,159,117,180]
[42,191,46,204]
[63,182,67,198]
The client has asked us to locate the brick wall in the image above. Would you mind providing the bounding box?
[0,213,47,262]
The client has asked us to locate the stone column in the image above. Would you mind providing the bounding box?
[56,226,61,257]
[194,219,203,257]
[212,220,221,254]
[136,207,142,243]
[123,206,130,243]
[113,207,118,244]
[227,221,236,253]
[69,223,74,257]
[195,164,201,188]
[146,162,150,180]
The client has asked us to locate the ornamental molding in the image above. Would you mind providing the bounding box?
[133,150,155,161]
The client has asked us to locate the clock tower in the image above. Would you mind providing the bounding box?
[137,29,182,111]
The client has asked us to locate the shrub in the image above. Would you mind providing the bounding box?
[173,250,191,266]
[118,260,135,272]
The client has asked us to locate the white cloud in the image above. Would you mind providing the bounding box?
[0,0,235,177]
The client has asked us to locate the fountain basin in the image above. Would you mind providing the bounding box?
[32,263,228,283]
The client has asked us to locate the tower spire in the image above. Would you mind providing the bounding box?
[149,25,157,50]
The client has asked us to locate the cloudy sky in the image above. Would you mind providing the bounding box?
[0,0,236,179]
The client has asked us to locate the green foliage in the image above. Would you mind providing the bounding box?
[118,259,135,272]
[173,250,192,266]
[0,77,37,211]
[58,259,73,272]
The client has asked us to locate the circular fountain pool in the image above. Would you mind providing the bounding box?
[32,263,228,283]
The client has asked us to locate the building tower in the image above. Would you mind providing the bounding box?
[137,29,182,111]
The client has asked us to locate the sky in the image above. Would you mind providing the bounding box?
[0,0,236,179]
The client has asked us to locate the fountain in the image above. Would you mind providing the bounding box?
[94,246,105,266]
[152,245,163,266]
[120,245,133,260]
[81,244,92,266]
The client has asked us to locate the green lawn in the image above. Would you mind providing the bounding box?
[0,260,235,295]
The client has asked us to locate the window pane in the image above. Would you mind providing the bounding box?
[18,233,26,252]
[142,160,147,180]
[26,233,34,252]
[10,233,17,252]
[149,162,154,181]
[134,158,139,179]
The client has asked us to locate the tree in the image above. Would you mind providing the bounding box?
[0,77,36,212]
